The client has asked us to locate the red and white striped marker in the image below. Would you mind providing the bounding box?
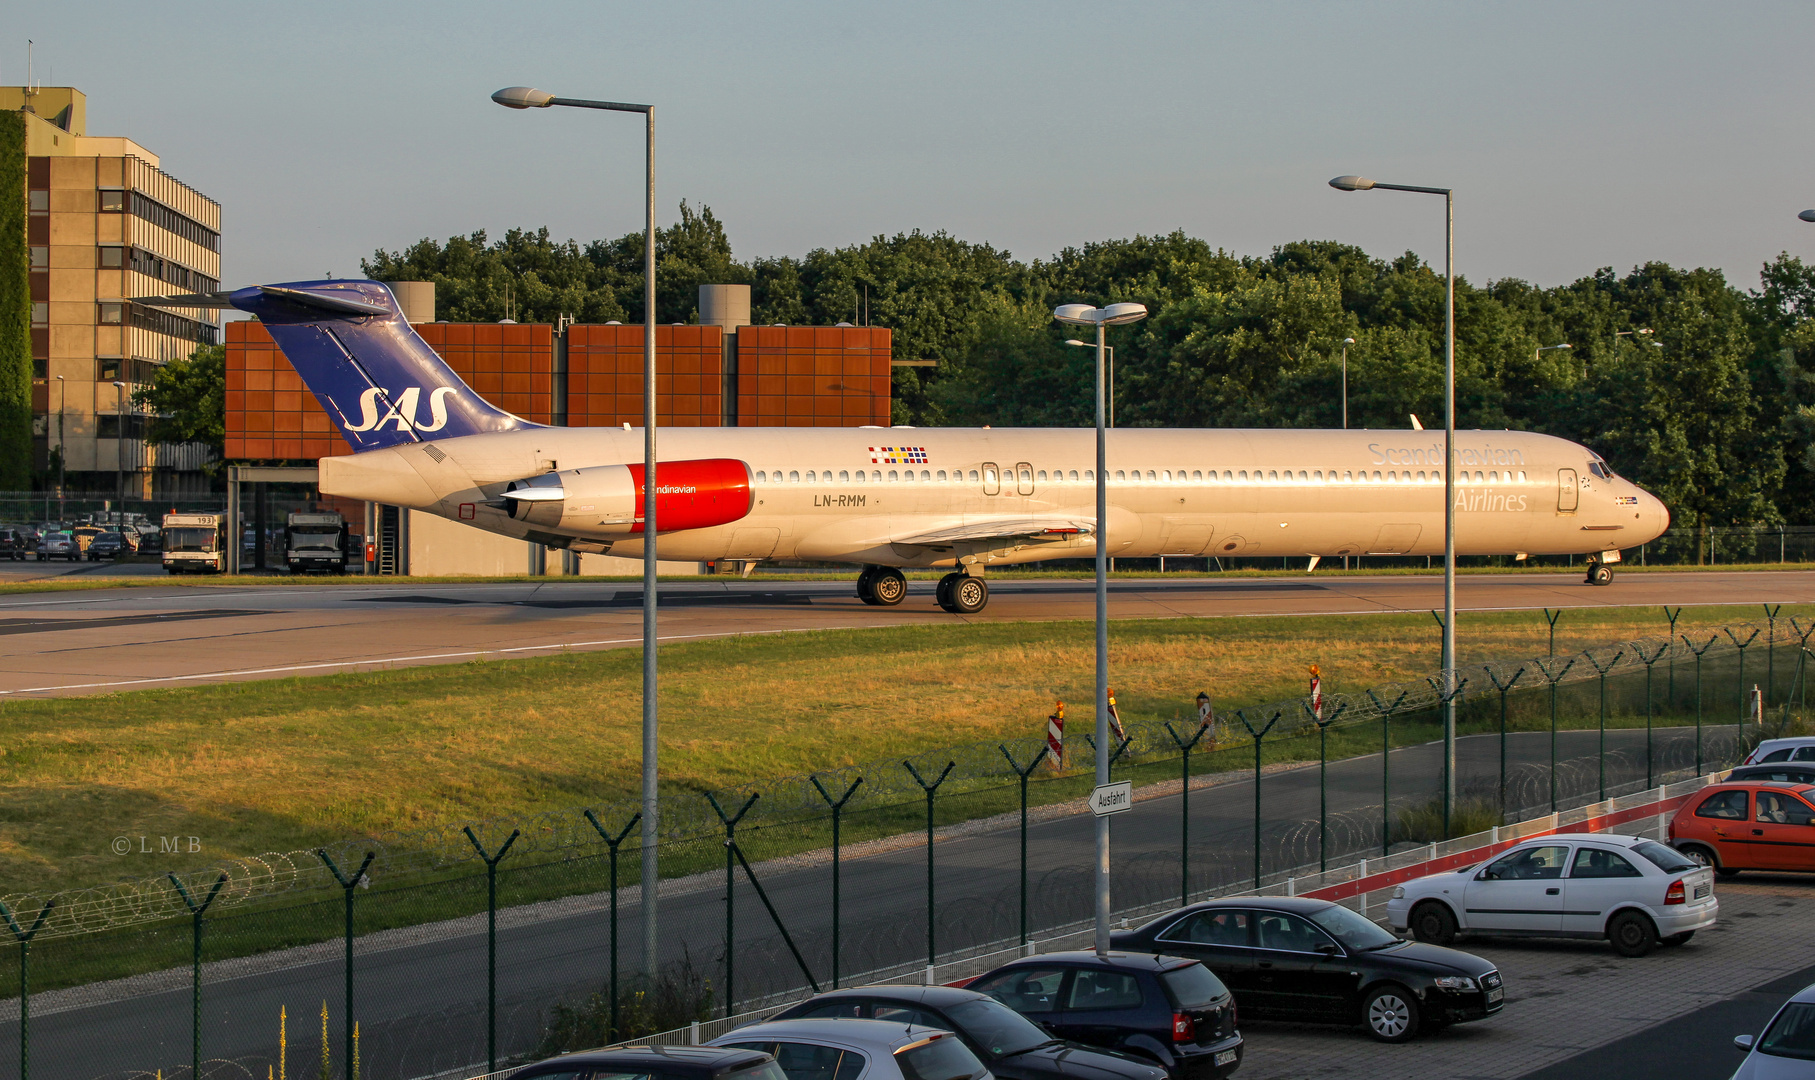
[1107,687,1126,743]
[1047,701,1065,770]
[1309,664,1323,720]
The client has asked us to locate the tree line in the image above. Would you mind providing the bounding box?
[355,204,1815,531]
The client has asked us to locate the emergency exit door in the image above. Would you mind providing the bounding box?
[1557,469,1579,513]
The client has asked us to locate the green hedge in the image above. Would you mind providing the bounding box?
[0,111,30,491]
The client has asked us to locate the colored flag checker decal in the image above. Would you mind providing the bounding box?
[868,446,929,464]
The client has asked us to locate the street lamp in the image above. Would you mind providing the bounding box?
[1329,173,1459,836]
[494,84,663,973]
[1052,299,1147,956]
[1535,343,1572,363]
[1800,210,1815,222]
[1341,338,1356,429]
[1063,340,1115,427]
[112,380,127,501]
[55,374,65,520]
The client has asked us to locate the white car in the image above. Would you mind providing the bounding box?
[1745,737,1815,766]
[1732,979,1815,1079]
[1383,832,1716,957]
[709,1017,992,1080]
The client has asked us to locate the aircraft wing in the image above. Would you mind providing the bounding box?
[891,517,1094,549]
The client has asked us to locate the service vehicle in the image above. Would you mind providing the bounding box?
[161,513,227,574]
[1671,780,1815,878]
[710,1018,991,1080]
[506,1045,784,1080]
[1112,898,1500,1044]
[1731,978,1815,1078]
[1387,832,1715,957]
[284,511,349,573]
[130,279,1672,613]
[962,952,1243,1072]
[769,984,1181,1080]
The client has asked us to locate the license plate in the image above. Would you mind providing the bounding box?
[1214,1050,1237,1067]
[1695,885,1710,899]
[1488,988,1504,1003]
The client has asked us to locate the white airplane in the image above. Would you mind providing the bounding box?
[163,280,1671,612]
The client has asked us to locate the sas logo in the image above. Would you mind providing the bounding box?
[346,386,457,433]
[869,445,928,464]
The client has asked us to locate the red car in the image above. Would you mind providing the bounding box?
[1669,780,1815,877]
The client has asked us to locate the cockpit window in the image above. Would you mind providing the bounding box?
[1588,461,1615,480]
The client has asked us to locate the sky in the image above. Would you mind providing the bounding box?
[17,1,1815,293]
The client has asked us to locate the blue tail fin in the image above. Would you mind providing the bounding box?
[231,279,538,451]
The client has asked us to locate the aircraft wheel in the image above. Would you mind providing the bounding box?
[1587,563,1614,586]
[870,567,907,606]
[949,574,989,614]
[936,572,962,612]
[856,567,881,605]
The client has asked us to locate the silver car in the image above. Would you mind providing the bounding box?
[35,532,77,561]
[1732,979,1815,1078]
[709,1017,992,1080]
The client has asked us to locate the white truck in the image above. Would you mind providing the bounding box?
[161,513,226,575]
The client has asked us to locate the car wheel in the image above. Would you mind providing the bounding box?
[1362,984,1420,1043]
[1662,931,1695,947]
[1608,911,1658,958]
[1410,902,1457,945]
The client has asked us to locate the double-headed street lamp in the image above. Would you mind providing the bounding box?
[1052,300,1147,955]
[1328,174,1459,835]
[1340,337,1356,429]
[493,85,662,973]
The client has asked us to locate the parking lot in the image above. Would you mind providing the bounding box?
[1232,875,1815,1079]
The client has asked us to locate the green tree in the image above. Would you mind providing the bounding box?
[133,344,226,470]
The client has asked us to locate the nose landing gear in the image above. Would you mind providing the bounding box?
[1585,557,1615,586]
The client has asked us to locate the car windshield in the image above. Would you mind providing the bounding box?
[1307,903,1401,950]
[895,1036,985,1080]
[1759,1002,1815,1060]
[1634,841,1698,873]
[943,998,1051,1058]
[1160,963,1228,1008]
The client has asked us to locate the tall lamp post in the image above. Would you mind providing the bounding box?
[493,85,662,972]
[54,375,65,520]
[1329,174,1458,832]
[1053,300,1147,954]
[111,380,127,501]
[1063,340,1115,427]
[1340,337,1355,429]
[1610,329,1651,372]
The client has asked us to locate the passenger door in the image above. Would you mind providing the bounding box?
[1561,845,1645,934]
[969,965,1069,1033]
[1154,909,1258,1007]
[1692,789,1753,868]
[1249,911,1351,1019]
[1060,967,1147,1050]
[1752,791,1815,871]
[1463,845,1571,932]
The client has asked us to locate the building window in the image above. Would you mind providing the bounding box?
[30,247,48,269]
[31,302,48,326]
[32,357,48,379]
[100,246,125,268]
[97,358,123,382]
[125,191,220,252]
[98,303,124,325]
[28,190,48,213]
[97,414,149,440]
[99,189,126,212]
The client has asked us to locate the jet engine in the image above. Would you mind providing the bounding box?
[499,458,753,537]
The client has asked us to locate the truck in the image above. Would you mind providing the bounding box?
[161,513,226,574]
[284,511,350,574]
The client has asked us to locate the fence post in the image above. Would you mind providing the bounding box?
[1727,627,1761,737]
[462,827,519,1073]
[316,849,374,1080]
[0,899,53,1080]
[1488,667,1526,813]
[1302,702,1347,871]
[1367,689,1409,855]
[1536,658,1577,811]
[169,873,228,1080]
[1544,608,1562,657]
[583,809,641,1042]
[1666,607,1683,701]
[996,746,1047,946]
[1235,709,1282,886]
[904,760,955,970]
[1686,634,1718,773]
[725,839,821,994]
[1588,651,1624,801]
[1766,604,1781,705]
[1163,722,1208,901]
[1637,644,1669,788]
[1427,675,1469,838]
[810,776,864,987]
[706,792,759,1017]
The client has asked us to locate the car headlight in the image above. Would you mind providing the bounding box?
[1391,886,1405,899]
[1432,976,1476,992]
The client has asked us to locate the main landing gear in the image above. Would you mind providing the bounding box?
[857,566,907,606]
[936,572,988,614]
[857,566,992,613]
[1584,555,1615,586]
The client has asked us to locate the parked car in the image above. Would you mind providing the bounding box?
[1732,978,1815,1079]
[135,530,163,555]
[960,952,1242,1072]
[1388,832,1716,958]
[86,532,135,560]
[0,526,27,560]
[1671,780,1815,879]
[1730,763,1815,786]
[769,985,1179,1080]
[507,1044,784,1080]
[1744,738,1815,766]
[710,1018,991,1080]
[35,532,78,561]
[1111,897,1501,1044]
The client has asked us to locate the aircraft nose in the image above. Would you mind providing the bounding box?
[1646,491,1671,539]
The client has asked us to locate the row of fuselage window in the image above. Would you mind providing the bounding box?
[751,467,1535,486]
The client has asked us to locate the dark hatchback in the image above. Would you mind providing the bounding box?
[771,984,1178,1080]
[962,952,1242,1079]
[1111,898,1502,1043]
[86,532,134,560]
[508,1044,786,1080]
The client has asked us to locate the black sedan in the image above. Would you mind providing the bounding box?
[508,1044,785,1080]
[1111,897,1502,1043]
[961,952,1242,1079]
[86,532,134,560]
[772,984,1181,1080]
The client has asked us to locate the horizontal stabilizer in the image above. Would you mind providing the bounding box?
[128,292,238,309]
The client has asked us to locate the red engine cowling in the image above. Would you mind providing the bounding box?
[503,458,753,536]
